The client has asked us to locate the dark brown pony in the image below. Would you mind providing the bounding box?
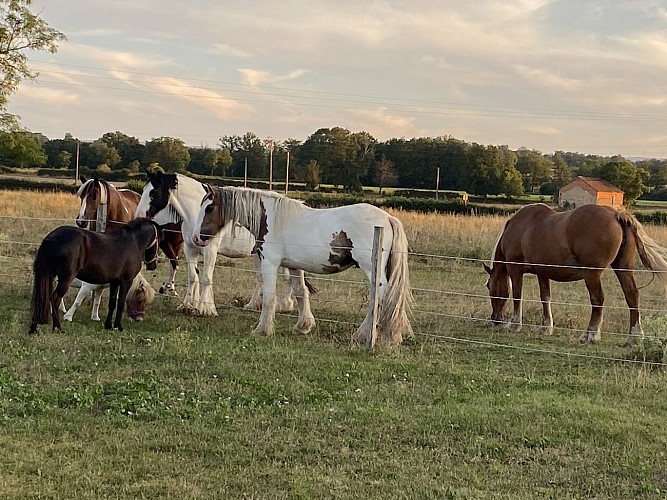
[29,218,161,334]
[484,203,667,346]
[76,175,184,294]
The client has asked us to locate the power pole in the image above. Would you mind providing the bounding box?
[285,150,290,194]
[74,140,80,185]
[244,157,248,188]
[269,140,274,191]
[435,166,440,200]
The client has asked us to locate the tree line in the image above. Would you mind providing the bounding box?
[1,127,665,205]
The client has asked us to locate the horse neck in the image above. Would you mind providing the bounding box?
[107,187,137,225]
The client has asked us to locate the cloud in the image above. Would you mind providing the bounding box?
[16,85,79,104]
[209,43,253,59]
[348,108,416,140]
[238,68,308,87]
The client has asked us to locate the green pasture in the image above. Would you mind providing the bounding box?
[1,213,667,499]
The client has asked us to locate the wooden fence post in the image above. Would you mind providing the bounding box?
[366,225,384,350]
[96,182,108,233]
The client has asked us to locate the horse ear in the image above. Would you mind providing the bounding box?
[79,175,87,183]
[483,263,492,275]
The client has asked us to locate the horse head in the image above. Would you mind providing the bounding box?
[193,184,221,247]
[136,171,177,221]
[483,262,510,324]
[76,176,102,229]
[126,274,156,321]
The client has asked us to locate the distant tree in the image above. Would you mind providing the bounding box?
[551,157,574,188]
[188,146,232,176]
[100,131,143,168]
[56,150,71,169]
[465,143,523,197]
[89,139,121,169]
[0,0,66,129]
[515,148,553,192]
[374,155,398,195]
[144,137,190,172]
[304,160,321,190]
[593,157,649,206]
[220,132,267,178]
[0,130,46,167]
[299,127,375,191]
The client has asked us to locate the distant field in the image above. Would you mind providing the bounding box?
[1,190,667,498]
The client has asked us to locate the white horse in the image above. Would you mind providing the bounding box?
[193,185,413,347]
[59,273,156,322]
[134,172,314,319]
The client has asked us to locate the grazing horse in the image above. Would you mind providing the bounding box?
[60,273,156,322]
[76,175,183,295]
[134,172,316,318]
[193,185,414,347]
[484,203,667,346]
[29,218,161,334]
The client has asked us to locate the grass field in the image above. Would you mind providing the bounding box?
[1,189,667,499]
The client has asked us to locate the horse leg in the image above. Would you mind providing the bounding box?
[506,269,523,332]
[63,284,91,321]
[160,259,179,296]
[276,267,297,312]
[252,260,279,336]
[105,282,120,330]
[244,254,263,311]
[51,276,71,332]
[537,276,554,335]
[177,245,200,315]
[290,269,315,334]
[113,280,132,331]
[580,272,605,344]
[91,288,103,321]
[614,268,643,348]
[197,246,219,317]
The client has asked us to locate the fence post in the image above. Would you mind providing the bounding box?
[366,225,384,350]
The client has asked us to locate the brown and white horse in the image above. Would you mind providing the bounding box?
[484,203,667,346]
[193,185,414,347]
[76,175,184,295]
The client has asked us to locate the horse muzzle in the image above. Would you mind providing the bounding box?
[193,234,210,247]
[76,218,88,229]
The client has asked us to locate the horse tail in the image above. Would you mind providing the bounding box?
[304,276,318,295]
[30,246,53,326]
[618,212,667,291]
[378,216,414,346]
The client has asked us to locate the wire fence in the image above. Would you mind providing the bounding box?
[1,212,667,367]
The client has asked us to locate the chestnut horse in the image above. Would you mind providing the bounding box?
[76,175,183,295]
[484,203,667,346]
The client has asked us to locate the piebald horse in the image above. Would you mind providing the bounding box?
[134,172,316,319]
[60,273,156,322]
[484,203,667,346]
[193,185,413,347]
[76,175,183,295]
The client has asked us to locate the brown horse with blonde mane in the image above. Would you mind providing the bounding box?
[484,203,667,346]
[76,175,184,295]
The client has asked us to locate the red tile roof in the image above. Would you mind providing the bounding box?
[559,176,624,194]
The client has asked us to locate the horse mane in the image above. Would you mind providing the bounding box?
[128,272,156,304]
[76,177,115,202]
[218,187,306,237]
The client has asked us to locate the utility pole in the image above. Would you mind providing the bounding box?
[435,166,440,200]
[244,157,248,188]
[285,150,290,194]
[269,140,274,191]
[74,139,80,185]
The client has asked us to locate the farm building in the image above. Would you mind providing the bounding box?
[558,176,624,209]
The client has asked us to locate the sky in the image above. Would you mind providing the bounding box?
[8,0,667,158]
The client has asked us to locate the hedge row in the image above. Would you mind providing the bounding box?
[4,176,667,222]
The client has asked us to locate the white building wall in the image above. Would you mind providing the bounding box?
[560,186,595,208]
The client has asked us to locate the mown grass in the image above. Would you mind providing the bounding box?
[1,190,667,499]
